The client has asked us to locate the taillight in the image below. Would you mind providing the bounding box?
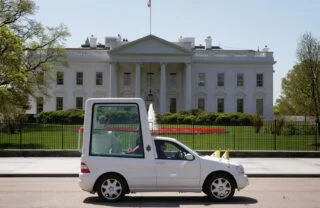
[81,162,90,173]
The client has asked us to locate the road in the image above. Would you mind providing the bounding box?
[0,177,319,208]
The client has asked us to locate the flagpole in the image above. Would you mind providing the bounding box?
[149,1,152,34]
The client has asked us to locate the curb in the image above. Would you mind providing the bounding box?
[1,150,320,157]
[1,173,320,178]
[0,174,78,177]
[0,150,81,157]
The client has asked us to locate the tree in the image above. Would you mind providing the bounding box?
[0,0,70,119]
[274,96,296,116]
[0,26,27,119]
[278,32,320,118]
[296,32,320,119]
[280,63,314,115]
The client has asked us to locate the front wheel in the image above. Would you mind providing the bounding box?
[96,174,126,202]
[204,173,236,201]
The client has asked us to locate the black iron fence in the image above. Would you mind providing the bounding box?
[0,120,319,151]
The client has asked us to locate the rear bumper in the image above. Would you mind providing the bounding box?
[78,173,95,193]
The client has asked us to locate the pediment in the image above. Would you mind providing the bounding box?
[109,35,192,56]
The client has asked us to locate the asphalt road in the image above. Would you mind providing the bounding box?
[0,177,319,208]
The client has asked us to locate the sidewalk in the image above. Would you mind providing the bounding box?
[0,157,319,177]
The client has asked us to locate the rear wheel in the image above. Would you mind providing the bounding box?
[204,173,235,201]
[96,174,126,202]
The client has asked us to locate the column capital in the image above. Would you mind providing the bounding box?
[185,63,191,68]
[160,63,167,67]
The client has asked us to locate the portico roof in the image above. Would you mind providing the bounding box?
[109,34,193,56]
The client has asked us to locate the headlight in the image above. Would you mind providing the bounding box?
[236,165,245,174]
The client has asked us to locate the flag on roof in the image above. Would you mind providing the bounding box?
[147,0,151,7]
[211,150,220,158]
[222,150,230,160]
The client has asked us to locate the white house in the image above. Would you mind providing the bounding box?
[28,34,276,120]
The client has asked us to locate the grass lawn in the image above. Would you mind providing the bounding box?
[0,123,319,151]
[0,124,82,149]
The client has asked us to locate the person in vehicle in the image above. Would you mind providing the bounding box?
[156,141,167,159]
[128,136,143,154]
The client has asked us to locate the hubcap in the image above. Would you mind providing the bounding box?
[210,177,232,199]
[101,178,122,200]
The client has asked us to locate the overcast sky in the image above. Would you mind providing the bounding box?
[34,0,320,104]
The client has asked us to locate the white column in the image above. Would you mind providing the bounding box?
[185,63,192,110]
[135,63,141,97]
[108,63,117,97]
[160,63,167,113]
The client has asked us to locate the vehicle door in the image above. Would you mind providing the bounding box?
[89,102,156,189]
[154,140,201,189]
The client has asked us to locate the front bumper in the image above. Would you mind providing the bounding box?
[235,174,249,190]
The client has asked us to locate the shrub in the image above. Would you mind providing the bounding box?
[159,113,178,124]
[251,113,263,134]
[266,117,285,135]
[183,115,196,124]
[281,122,316,135]
[215,115,232,126]
[37,109,84,124]
[157,110,256,126]
[190,109,204,116]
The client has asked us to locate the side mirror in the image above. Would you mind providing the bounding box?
[185,153,194,161]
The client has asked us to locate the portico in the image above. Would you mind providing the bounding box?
[107,35,193,113]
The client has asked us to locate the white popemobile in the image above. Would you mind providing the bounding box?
[78,98,249,202]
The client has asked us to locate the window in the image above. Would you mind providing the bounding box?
[147,73,154,88]
[237,98,244,113]
[155,140,192,160]
[169,73,177,88]
[169,98,177,113]
[198,72,206,87]
[90,103,144,158]
[57,72,64,85]
[217,73,224,87]
[56,97,63,110]
[123,72,131,86]
[256,99,263,115]
[256,74,263,87]
[76,97,83,109]
[96,72,103,85]
[36,97,44,114]
[76,72,83,85]
[217,98,224,113]
[237,73,244,87]
[198,98,205,110]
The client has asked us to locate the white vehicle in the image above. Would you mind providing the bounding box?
[78,98,249,202]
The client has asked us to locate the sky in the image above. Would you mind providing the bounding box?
[34,0,320,104]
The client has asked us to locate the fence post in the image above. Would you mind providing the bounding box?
[233,125,236,150]
[61,123,64,149]
[19,120,22,149]
[192,121,195,149]
[316,120,319,151]
[274,119,277,150]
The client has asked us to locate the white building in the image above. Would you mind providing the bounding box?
[28,34,276,120]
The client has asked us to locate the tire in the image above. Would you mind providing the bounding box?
[96,174,126,202]
[204,173,235,201]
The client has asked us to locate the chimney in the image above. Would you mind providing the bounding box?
[205,36,212,50]
[89,35,97,48]
[262,45,269,52]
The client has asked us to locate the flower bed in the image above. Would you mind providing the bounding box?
[151,127,227,134]
[77,126,227,134]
